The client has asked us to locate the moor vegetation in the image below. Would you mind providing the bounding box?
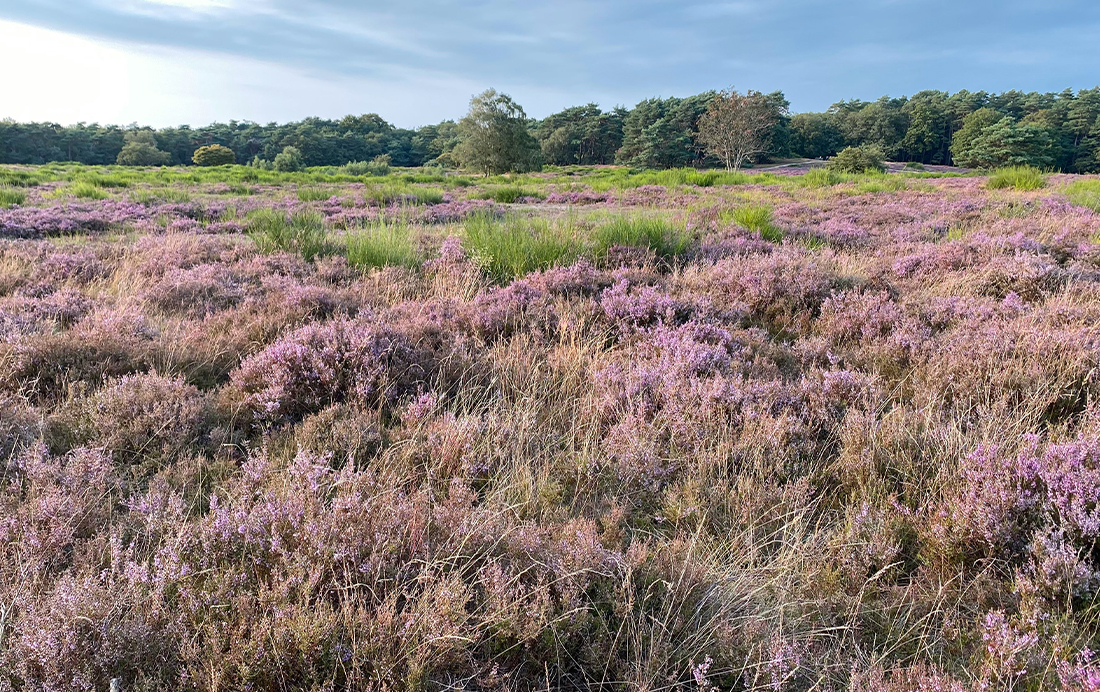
[3,156,1100,691]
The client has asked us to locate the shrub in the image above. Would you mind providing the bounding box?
[116,142,171,166]
[85,373,209,465]
[0,187,26,208]
[247,208,329,260]
[828,145,886,174]
[192,144,236,167]
[273,146,305,173]
[249,155,274,170]
[987,165,1047,191]
[345,220,422,270]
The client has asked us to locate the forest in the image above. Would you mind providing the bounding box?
[3,87,1099,171]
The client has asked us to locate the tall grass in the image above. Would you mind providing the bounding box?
[1065,179,1100,212]
[0,187,26,208]
[297,187,333,202]
[464,212,580,282]
[344,219,421,269]
[69,182,108,199]
[727,204,783,242]
[592,216,692,259]
[247,208,329,260]
[130,187,193,204]
[797,169,844,188]
[475,186,546,204]
[987,166,1047,191]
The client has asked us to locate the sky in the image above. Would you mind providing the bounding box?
[1,0,1099,129]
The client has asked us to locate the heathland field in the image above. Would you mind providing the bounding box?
[6,162,1100,690]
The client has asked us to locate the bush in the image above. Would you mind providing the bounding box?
[116,142,171,167]
[247,208,329,260]
[828,145,886,174]
[273,146,305,173]
[987,165,1047,191]
[249,155,274,170]
[192,144,236,167]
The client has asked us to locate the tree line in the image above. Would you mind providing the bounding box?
[2,86,1099,172]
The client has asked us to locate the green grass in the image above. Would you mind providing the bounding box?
[0,169,45,187]
[475,186,546,204]
[592,216,692,259]
[70,182,109,199]
[464,212,580,282]
[986,166,1047,191]
[855,174,909,194]
[247,208,329,260]
[797,169,844,188]
[1065,179,1100,212]
[130,187,193,204]
[365,182,413,206]
[77,173,131,188]
[412,188,445,205]
[726,204,783,242]
[0,187,27,208]
[344,220,422,269]
[297,187,333,202]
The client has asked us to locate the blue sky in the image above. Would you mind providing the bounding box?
[1,0,1098,128]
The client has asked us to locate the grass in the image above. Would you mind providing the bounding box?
[464,212,580,282]
[70,182,109,199]
[411,188,445,205]
[0,187,27,208]
[1065,179,1100,212]
[856,174,910,193]
[365,182,413,206]
[476,186,546,204]
[130,187,193,204]
[987,166,1047,191]
[344,219,422,270]
[726,204,783,242]
[247,208,330,260]
[592,216,692,259]
[297,187,333,202]
[797,168,844,188]
[77,173,131,188]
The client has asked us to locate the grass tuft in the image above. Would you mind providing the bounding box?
[344,219,422,269]
[247,208,329,260]
[464,212,579,282]
[987,166,1046,191]
[1065,179,1100,212]
[727,204,783,242]
[592,216,692,259]
[0,186,27,208]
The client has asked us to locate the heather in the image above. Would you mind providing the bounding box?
[5,162,1100,691]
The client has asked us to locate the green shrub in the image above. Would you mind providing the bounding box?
[986,165,1047,191]
[117,142,171,166]
[249,156,274,171]
[0,187,26,208]
[904,162,926,171]
[1065,179,1100,212]
[273,146,304,173]
[247,208,329,260]
[592,216,691,259]
[828,145,886,174]
[192,145,237,167]
[728,204,783,242]
[464,212,579,282]
[345,220,421,269]
[297,187,333,202]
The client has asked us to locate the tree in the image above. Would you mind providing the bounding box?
[273,146,304,172]
[951,114,1054,169]
[453,89,541,175]
[192,144,236,166]
[828,144,886,173]
[116,130,171,166]
[697,88,781,171]
[535,104,625,166]
[789,113,844,159]
[616,94,714,169]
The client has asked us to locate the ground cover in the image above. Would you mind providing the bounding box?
[3,163,1100,691]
